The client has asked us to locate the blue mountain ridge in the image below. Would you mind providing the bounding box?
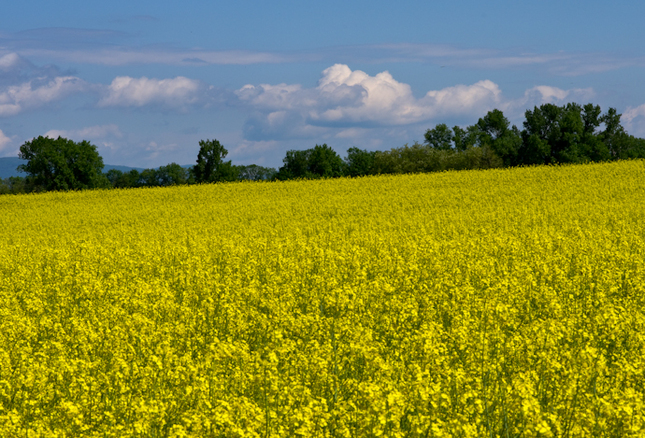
[0,157,192,179]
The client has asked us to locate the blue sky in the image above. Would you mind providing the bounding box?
[2,0,645,168]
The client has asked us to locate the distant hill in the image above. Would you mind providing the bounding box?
[0,157,149,179]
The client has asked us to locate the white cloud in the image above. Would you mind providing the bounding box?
[501,86,596,119]
[335,127,370,139]
[97,76,207,109]
[623,104,645,123]
[45,124,123,141]
[238,64,502,131]
[237,64,509,140]
[530,85,570,101]
[622,104,645,137]
[0,53,24,72]
[527,85,594,103]
[0,76,88,116]
[235,64,598,142]
[0,129,13,154]
[421,80,502,118]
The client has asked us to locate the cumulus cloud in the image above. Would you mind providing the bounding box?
[0,53,26,72]
[237,64,503,137]
[0,76,88,116]
[235,64,599,142]
[97,76,210,110]
[237,64,507,141]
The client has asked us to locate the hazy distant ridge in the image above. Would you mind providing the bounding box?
[0,157,148,179]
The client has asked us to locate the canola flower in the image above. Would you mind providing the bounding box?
[1,160,644,437]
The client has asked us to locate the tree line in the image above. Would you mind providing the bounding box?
[2,102,644,195]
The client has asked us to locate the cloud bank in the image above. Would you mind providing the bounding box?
[97,76,209,110]
[235,64,594,141]
[0,59,617,166]
[0,75,88,116]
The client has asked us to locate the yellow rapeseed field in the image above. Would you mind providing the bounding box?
[1,161,645,437]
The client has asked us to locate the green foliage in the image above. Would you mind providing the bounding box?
[18,136,107,192]
[453,125,479,152]
[106,169,143,188]
[517,103,643,165]
[157,163,190,186]
[308,144,346,177]
[372,142,503,175]
[344,147,377,177]
[0,176,30,195]
[235,164,277,181]
[475,109,522,166]
[424,123,454,151]
[194,139,238,183]
[106,164,190,189]
[599,107,645,160]
[276,144,345,180]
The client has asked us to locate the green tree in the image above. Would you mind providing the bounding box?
[452,126,479,152]
[0,176,29,195]
[106,169,125,187]
[308,144,345,178]
[575,103,610,162]
[373,141,503,175]
[519,103,620,165]
[424,124,454,151]
[194,139,238,183]
[106,169,144,188]
[597,107,644,159]
[18,136,107,192]
[156,163,189,186]
[475,109,522,166]
[275,144,345,180]
[519,103,564,165]
[275,149,310,180]
[236,164,277,181]
[140,168,160,187]
[344,147,376,177]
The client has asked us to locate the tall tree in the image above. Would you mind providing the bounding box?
[424,124,454,151]
[193,139,238,183]
[519,104,566,165]
[344,147,376,177]
[475,109,522,166]
[18,136,107,192]
[452,126,479,152]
